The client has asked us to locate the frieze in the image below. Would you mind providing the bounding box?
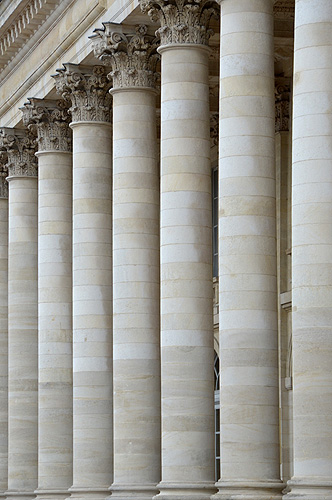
[139,0,219,47]
[91,24,160,90]
[52,64,112,123]
[0,128,38,178]
[21,98,72,152]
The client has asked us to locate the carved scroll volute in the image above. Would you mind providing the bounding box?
[21,98,72,152]
[52,63,113,123]
[139,0,219,47]
[0,128,38,178]
[91,24,160,90]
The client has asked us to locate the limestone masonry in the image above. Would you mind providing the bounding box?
[0,0,331,500]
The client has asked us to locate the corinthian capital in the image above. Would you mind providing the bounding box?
[91,24,160,90]
[21,98,72,152]
[210,111,218,148]
[0,158,8,198]
[52,64,112,123]
[275,78,291,133]
[0,128,37,178]
[140,0,219,46]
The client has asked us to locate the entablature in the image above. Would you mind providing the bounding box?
[0,0,62,70]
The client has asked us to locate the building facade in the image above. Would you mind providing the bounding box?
[0,0,331,499]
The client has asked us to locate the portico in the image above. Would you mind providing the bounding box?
[0,0,331,499]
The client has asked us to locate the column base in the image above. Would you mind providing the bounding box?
[213,480,284,500]
[283,479,332,500]
[110,483,159,500]
[153,482,216,500]
[5,490,36,500]
[35,489,69,500]
[68,488,109,500]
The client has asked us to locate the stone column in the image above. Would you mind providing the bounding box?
[0,128,38,500]
[215,1,283,499]
[21,98,73,500]
[53,64,113,500]
[275,79,293,484]
[284,1,332,498]
[139,2,218,498]
[0,163,8,499]
[92,24,160,500]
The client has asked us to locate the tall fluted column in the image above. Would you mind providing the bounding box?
[0,164,8,500]
[92,24,160,500]
[53,64,113,500]
[284,1,332,498]
[21,98,73,500]
[215,1,283,499]
[0,129,38,500]
[139,2,218,498]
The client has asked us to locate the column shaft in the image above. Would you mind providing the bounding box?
[36,151,73,499]
[0,195,8,498]
[70,122,113,500]
[159,45,215,499]
[285,1,332,498]
[216,0,282,498]
[7,176,38,499]
[112,89,160,499]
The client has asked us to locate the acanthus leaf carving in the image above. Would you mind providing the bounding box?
[52,64,112,123]
[20,98,72,152]
[0,128,38,178]
[91,24,160,90]
[139,0,219,47]
[275,78,291,133]
[0,156,8,198]
[210,111,218,148]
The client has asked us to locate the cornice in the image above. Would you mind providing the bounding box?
[0,0,108,124]
[0,0,62,70]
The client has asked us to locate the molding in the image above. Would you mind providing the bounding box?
[280,291,292,312]
[0,0,62,70]
[0,0,107,125]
